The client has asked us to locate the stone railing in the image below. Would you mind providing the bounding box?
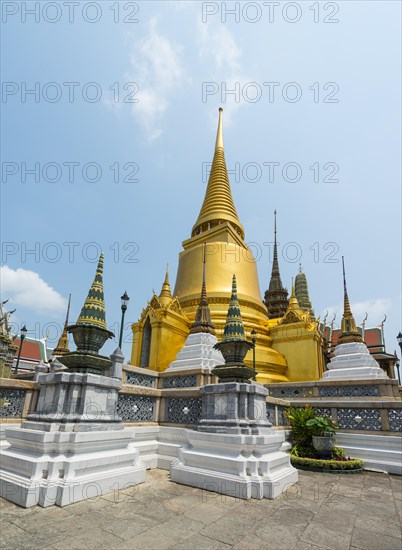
[265,379,402,434]
[0,372,289,431]
[1,371,401,434]
[266,379,400,399]
[0,378,37,420]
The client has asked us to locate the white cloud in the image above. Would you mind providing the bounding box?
[321,298,391,328]
[197,22,252,127]
[127,18,188,140]
[0,266,67,315]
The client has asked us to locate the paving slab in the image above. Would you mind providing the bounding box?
[1,469,401,550]
[351,527,402,550]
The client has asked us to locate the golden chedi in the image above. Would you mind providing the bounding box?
[131,108,288,382]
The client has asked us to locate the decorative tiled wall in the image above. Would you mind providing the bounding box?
[166,397,201,424]
[319,385,380,398]
[126,372,156,388]
[162,375,197,389]
[337,408,382,431]
[388,409,402,432]
[0,388,25,418]
[117,394,156,422]
[269,386,313,398]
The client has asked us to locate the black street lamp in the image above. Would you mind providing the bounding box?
[118,291,130,349]
[251,329,257,380]
[395,360,400,385]
[396,332,402,384]
[14,324,27,375]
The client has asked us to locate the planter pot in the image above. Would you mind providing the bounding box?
[312,435,335,459]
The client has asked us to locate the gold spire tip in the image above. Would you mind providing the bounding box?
[342,256,347,295]
[215,107,224,149]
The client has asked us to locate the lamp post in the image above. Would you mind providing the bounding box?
[251,329,257,380]
[118,291,130,349]
[14,324,27,375]
[396,332,402,384]
[395,361,400,385]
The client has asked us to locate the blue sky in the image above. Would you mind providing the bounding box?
[1,1,401,360]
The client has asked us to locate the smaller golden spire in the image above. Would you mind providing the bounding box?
[279,278,306,325]
[190,243,215,335]
[342,256,352,317]
[338,257,363,344]
[53,294,71,356]
[159,264,173,305]
[288,278,303,313]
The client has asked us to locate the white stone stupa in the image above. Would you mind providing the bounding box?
[323,258,388,381]
[167,244,224,373]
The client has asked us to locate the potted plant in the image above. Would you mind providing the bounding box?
[306,416,339,459]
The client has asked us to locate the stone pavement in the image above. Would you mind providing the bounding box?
[0,469,401,550]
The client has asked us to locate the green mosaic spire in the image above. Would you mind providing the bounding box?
[295,264,314,317]
[76,253,107,330]
[222,274,246,342]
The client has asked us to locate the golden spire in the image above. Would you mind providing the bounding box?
[342,256,352,317]
[288,278,303,313]
[159,264,173,305]
[338,257,363,344]
[190,243,215,335]
[53,294,71,356]
[279,278,306,325]
[191,107,244,239]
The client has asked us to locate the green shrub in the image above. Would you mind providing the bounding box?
[332,447,346,460]
[284,404,316,447]
[291,455,363,471]
[306,416,339,437]
[290,444,316,458]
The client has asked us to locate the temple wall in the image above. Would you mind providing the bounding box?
[1,372,401,474]
[269,324,326,382]
[1,372,400,433]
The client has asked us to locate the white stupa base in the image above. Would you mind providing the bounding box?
[323,342,388,381]
[0,427,146,508]
[170,429,298,500]
[166,332,224,373]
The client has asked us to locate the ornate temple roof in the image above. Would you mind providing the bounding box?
[76,254,107,330]
[295,264,314,317]
[191,108,244,240]
[264,210,289,318]
[12,337,48,364]
[222,274,246,341]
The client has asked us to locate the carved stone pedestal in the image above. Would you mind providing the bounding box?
[0,350,146,507]
[170,382,298,499]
